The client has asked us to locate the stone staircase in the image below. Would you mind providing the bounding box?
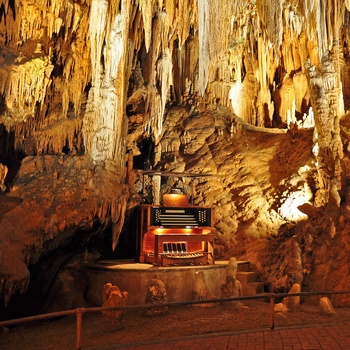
[236,261,264,296]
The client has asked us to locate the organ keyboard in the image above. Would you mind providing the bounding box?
[138,204,214,266]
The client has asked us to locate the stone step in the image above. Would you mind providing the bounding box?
[215,260,251,272]
[237,260,250,272]
[236,271,258,284]
[217,260,264,296]
[242,282,265,296]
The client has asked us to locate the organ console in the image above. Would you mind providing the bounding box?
[137,171,215,266]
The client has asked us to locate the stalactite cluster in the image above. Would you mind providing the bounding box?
[0,0,350,161]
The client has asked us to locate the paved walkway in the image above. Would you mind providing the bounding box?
[87,322,350,350]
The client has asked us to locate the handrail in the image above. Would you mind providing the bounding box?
[1,290,350,350]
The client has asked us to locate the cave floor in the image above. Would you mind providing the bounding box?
[1,299,350,350]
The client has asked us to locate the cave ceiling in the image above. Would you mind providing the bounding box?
[0,0,350,309]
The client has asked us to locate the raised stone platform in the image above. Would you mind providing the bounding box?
[85,259,261,306]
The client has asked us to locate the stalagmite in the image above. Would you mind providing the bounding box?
[282,283,301,311]
[102,283,128,328]
[145,279,168,316]
[221,257,243,301]
[319,296,337,316]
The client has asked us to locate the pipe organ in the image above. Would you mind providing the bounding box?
[138,192,214,266]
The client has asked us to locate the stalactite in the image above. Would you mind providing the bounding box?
[316,0,328,60]
[301,0,347,66]
[111,201,127,250]
[12,115,84,155]
[256,0,283,50]
[177,1,196,47]
[197,0,233,97]
[198,0,210,97]
[0,0,10,14]
[157,48,173,137]
[1,263,30,307]
[84,0,131,167]
[93,194,128,251]
[149,93,163,140]
[0,55,54,120]
[89,0,108,90]
[139,0,154,53]
[207,81,231,107]
[0,0,92,154]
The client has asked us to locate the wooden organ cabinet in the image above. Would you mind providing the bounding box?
[137,171,215,266]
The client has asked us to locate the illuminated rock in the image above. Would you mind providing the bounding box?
[0,164,7,192]
[282,283,301,311]
[221,258,243,302]
[102,283,128,328]
[319,296,337,316]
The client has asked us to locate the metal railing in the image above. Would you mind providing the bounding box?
[1,290,349,350]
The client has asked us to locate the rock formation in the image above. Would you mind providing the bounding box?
[319,296,337,316]
[282,283,301,311]
[1,0,350,317]
[102,283,128,328]
[0,163,7,192]
[145,279,168,316]
[221,257,243,300]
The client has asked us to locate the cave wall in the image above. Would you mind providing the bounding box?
[0,0,350,309]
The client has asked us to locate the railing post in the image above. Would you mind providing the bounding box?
[269,294,275,330]
[76,308,83,350]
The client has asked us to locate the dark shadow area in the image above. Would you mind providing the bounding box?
[263,102,272,127]
[112,208,138,259]
[0,124,25,187]
[0,0,16,24]
[97,208,138,260]
[133,136,154,170]
[0,210,140,319]
[0,221,106,321]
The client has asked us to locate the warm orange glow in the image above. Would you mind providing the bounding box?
[154,228,166,233]
[154,227,197,234]
[162,193,189,207]
[153,227,205,235]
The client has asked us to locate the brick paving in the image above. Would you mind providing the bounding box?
[89,322,350,350]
